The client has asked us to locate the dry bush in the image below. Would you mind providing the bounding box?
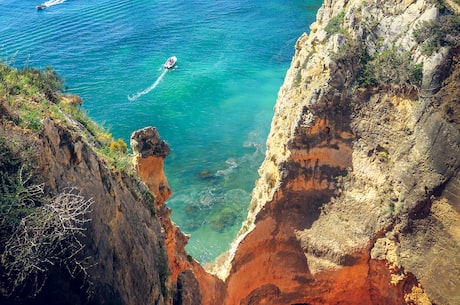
[1,187,93,298]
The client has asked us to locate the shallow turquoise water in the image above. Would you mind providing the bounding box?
[0,0,322,263]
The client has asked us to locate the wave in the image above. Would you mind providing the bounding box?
[198,187,222,208]
[215,158,238,177]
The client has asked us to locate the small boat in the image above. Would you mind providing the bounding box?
[164,56,177,69]
[36,0,64,10]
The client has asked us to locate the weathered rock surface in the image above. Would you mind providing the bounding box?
[207,1,460,304]
[3,1,459,304]
[131,126,225,305]
[131,127,172,206]
[28,118,168,305]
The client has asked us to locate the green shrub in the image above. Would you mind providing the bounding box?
[413,15,460,56]
[427,0,456,11]
[0,135,41,250]
[1,63,133,175]
[332,38,422,89]
[357,47,423,88]
[325,11,346,37]
[332,39,368,74]
[0,63,64,102]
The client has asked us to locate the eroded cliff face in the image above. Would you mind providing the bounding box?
[38,120,171,305]
[131,127,225,305]
[4,1,458,304]
[0,119,167,305]
[208,0,460,304]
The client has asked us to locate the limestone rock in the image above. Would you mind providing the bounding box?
[33,119,167,305]
[131,126,170,159]
[130,127,225,305]
[131,126,171,206]
[210,1,460,304]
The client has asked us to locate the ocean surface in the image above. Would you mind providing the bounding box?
[0,0,322,263]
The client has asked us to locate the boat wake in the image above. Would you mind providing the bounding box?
[128,69,168,102]
[36,0,65,10]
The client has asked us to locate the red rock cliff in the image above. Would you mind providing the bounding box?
[206,1,460,304]
[131,127,225,305]
[94,1,460,304]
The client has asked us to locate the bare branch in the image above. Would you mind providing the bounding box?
[1,187,94,298]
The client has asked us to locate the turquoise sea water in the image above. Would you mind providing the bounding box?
[0,0,321,263]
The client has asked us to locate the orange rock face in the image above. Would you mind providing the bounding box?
[220,115,418,304]
[135,155,171,206]
[131,127,225,305]
[130,119,422,305]
[132,3,460,300]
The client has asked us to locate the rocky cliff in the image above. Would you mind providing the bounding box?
[207,0,460,304]
[1,1,459,304]
[0,86,221,305]
[0,71,171,304]
[130,127,225,305]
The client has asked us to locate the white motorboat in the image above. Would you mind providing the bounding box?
[36,0,64,10]
[164,56,177,69]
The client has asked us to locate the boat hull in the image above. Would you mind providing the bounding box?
[164,56,177,69]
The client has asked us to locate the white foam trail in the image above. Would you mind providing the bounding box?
[128,69,168,102]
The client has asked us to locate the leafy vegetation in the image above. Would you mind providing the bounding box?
[325,11,346,37]
[413,14,460,56]
[427,0,460,11]
[357,47,423,88]
[0,62,132,174]
[0,134,40,250]
[295,51,315,86]
[0,63,126,300]
[0,64,64,101]
[0,63,160,301]
[332,39,368,70]
[331,38,423,89]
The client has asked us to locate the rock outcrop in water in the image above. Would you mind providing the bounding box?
[130,126,225,305]
[204,0,460,304]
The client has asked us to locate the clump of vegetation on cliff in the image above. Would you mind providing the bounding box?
[0,134,38,240]
[325,3,460,92]
[0,63,137,300]
[329,20,423,90]
[0,62,132,174]
[413,14,460,56]
[357,46,423,88]
[325,11,346,37]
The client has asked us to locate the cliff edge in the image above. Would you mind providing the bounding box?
[0,66,170,305]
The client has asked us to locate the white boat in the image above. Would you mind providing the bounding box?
[164,56,177,69]
[36,0,65,10]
